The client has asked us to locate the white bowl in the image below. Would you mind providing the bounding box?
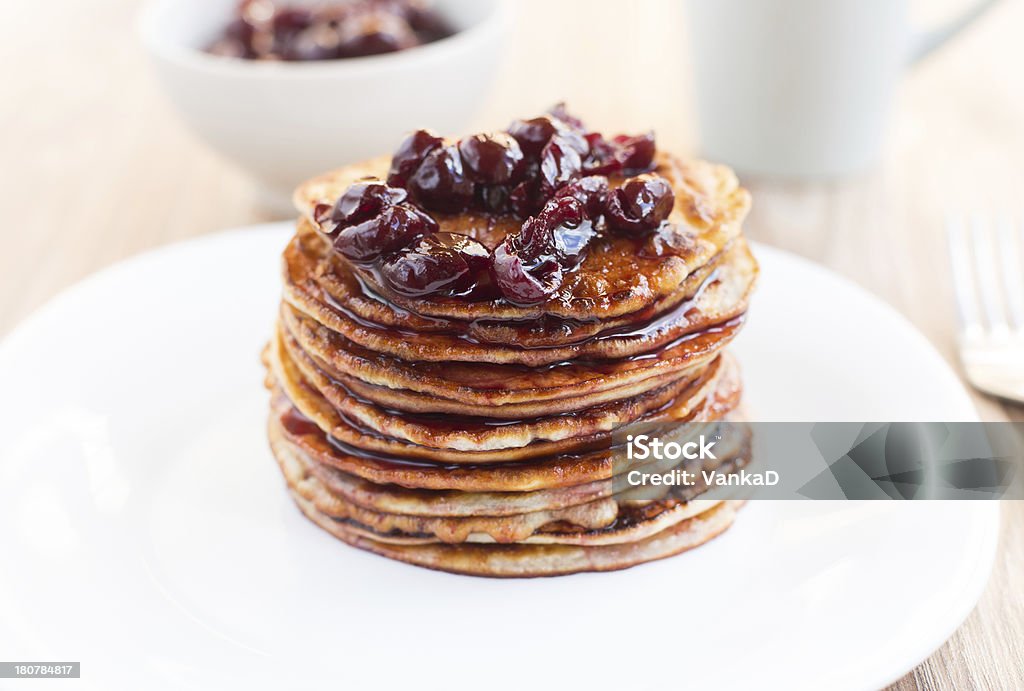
[140,0,506,204]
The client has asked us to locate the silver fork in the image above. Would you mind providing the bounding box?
[946,214,1024,404]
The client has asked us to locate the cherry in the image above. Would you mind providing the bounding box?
[547,103,586,131]
[557,128,589,157]
[316,181,407,235]
[208,18,257,57]
[538,135,583,198]
[333,203,437,262]
[457,133,524,184]
[224,16,256,44]
[492,193,599,305]
[581,134,618,175]
[491,238,563,306]
[336,10,418,57]
[582,131,656,174]
[605,174,675,233]
[407,144,475,213]
[524,196,595,266]
[553,176,609,218]
[318,106,668,306]
[613,132,656,171]
[387,129,444,188]
[507,116,559,157]
[381,233,490,297]
[553,220,595,266]
[384,107,655,220]
[434,232,492,273]
[280,24,342,61]
[508,178,541,218]
[405,4,451,42]
[226,17,256,45]
[272,7,313,36]
[506,107,585,161]
[207,0,452,62]
[544,104,589,159]
[519,197,576,253]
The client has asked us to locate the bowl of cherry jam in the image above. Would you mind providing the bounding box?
[140,0,506,207]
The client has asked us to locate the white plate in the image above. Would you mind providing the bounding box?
[0,224,998,691]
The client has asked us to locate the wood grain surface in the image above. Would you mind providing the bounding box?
[0,0,1021,688]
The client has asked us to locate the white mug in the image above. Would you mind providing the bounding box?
[685,0,999,178]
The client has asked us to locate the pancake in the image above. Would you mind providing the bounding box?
[278,417,741,547]
[307,456,613,517]
[282,229,758,365]
[330,499,729,548]
[266,352,743,492]
[289,491,743,577]
[277,326,714,452]
[267,338,733,463]
[266,109,757,575]
[275,439,621,543]
[270,406,745,507]
[276,414,749,541]
[288,215,734,348]
[292,152,752,323]
[280,301,741,416]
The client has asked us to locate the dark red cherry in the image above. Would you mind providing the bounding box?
[336,11,418,57]
[546,200,595,267]
[581,134,618,175]
[546,103,586,132]
[496,195,594,305]
[388,129,444,188]
[554,176,609,217]
[508,178,541,218]
[507,116,559,157]
[381,233,490,297]
[520,197,579,253]
[457,134,524,185]
[538,135,583,198]
[491,238,562,306]
[208,17,257,57]
[557,128,589,158]
[553,221,595,267]
[208,1,451,62]
[317,182,408,235]
[224,16,256,44]
[517,215,550,260]
[269,8,319,60]
[405,4,451,42]
[407,144,475,213]
[605,174,675,233]
[333,203,437,262]
[522,196,594,268]
[582,132,656,174]
[272,8,314,36]
[613,132,656,171]
[436,232,492,273]
[279,25,342,61]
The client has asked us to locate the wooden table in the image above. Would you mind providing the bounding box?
[1,0,1021,687]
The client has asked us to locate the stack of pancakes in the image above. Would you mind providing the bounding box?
[264,150,758,577]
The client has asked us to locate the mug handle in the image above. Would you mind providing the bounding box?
[910,0,1001,63]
